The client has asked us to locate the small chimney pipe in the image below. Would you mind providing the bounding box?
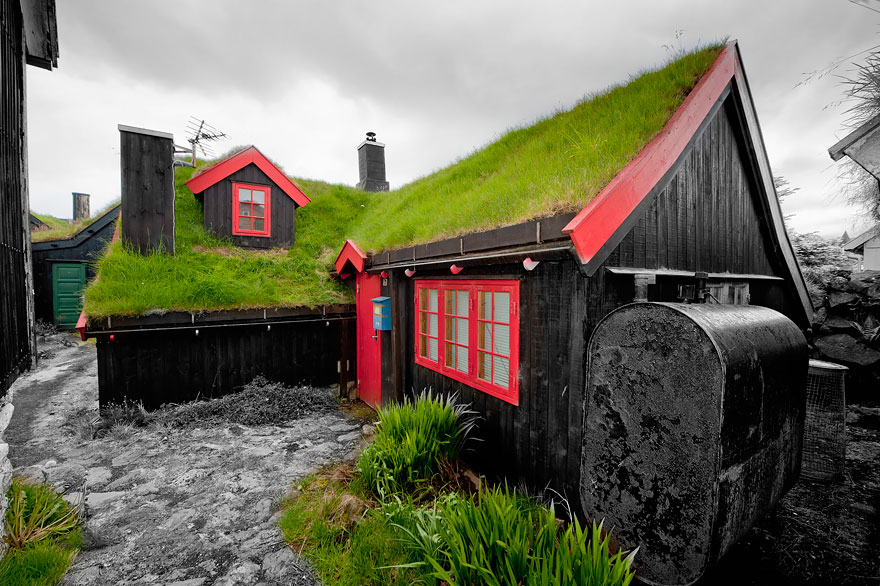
[72,192,90,222]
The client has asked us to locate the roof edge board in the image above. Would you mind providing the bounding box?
[562,42,738,267]
[828,114,880,161]
[185,146,311,207]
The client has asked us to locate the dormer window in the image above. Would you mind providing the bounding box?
[232,182,271,237]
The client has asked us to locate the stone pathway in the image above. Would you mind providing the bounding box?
[6,333,369,585]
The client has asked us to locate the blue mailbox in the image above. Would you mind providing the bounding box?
[372,296,391,331]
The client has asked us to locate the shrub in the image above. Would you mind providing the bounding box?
[4,479,80,550]
[397,485,637,586]
[356,391,476,498]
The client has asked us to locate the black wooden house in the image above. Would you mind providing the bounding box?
[1,0,58,395]
[336,41,811,508]
[186,146,310,249]
[31,203,120,328]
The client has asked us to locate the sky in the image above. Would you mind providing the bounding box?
[24,0,880,239]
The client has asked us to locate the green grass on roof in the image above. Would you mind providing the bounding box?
[350,44,722,253]
[83,169,370,317]
[83,44,721,317]
[31,201,120,242]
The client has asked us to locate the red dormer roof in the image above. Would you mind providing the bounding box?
[335,239,367,277]
[185,146,311,207]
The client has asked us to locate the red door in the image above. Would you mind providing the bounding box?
[356,272,382,409]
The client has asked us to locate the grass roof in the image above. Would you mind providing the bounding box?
[83,44,721,318]
[31,201,120,243]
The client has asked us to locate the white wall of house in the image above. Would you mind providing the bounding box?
[864,235,880,270]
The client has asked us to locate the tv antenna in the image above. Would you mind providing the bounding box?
[185,117,227,166]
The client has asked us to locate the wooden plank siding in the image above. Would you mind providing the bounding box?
[0,0,35,396]
[378,102,796,511]
[97,315,355,409]
[199,162,297,249]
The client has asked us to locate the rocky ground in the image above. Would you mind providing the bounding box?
[5,332,372,586]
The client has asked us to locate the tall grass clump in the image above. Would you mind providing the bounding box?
[397,485,637,586]
[0,478,82,586]
[356,392,476,498]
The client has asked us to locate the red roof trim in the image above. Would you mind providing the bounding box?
[185,146,310,207]
[335,239,367,276]
[75,311,88,341]
[563,45,736,266]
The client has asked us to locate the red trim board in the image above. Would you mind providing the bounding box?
[185,146,310,207]
[563,45,736,266]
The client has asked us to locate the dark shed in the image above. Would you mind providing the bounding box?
[0,0,58,395]
[186,146,311,249]
[335,42,811,581]
[31,204,120,327]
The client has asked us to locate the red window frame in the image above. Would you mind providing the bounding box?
[414,280,520,405]
[232,182,271,237]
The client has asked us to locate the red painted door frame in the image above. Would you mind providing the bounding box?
[356,272,382,409]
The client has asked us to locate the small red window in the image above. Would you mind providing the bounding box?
[232,182,271,237]
[414,280,519,405]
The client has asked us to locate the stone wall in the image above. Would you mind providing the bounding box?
[0,391,14,557]
[810,271,880,401]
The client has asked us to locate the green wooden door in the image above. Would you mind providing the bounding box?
[52,263,87,328]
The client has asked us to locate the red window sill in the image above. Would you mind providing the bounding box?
[414,354,519,406]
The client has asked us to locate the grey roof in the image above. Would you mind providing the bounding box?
[842,225,880,252]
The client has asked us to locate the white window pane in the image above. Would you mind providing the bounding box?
[252,204,265,218]
[428,314,438,337]
[239,189,251,202]
[253,218,265,231]
[239,203,251,217]
[428,289,438,312]
[456,346,468,373]
[428,337,438,361]
[456,291,468,317]
[456,318,468,345]
[478,322,492,350]
[252,190,265,204]
[238,217,250,230]
[495,324,510,356]
[479,292,492,319]
[478,352,491,381]
[494,292,510,323]
[493,356,510,388]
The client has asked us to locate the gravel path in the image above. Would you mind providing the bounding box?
[6,333,368,586]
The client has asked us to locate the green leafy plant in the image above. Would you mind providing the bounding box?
[4,479,80,550]
[396,485,637,586]
[356,391,476,498]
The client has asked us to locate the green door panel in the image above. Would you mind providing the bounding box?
[52,263,87,328]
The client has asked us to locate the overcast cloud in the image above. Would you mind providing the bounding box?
[25,0,880,238]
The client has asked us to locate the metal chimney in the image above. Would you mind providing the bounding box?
[357,132,389,192]
[72,192,90,222]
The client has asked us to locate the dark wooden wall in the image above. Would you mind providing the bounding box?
[200,163,296,249]
[97,315,355,409]
[379,101,798,510]
[120,129,174,254]
[31,206,119,323]
[0,0,34,396]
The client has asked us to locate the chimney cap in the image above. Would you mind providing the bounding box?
[365,132,377,142]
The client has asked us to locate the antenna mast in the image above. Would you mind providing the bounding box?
[185,117,227,167]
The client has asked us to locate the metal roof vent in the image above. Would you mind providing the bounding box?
[365,132,377,142]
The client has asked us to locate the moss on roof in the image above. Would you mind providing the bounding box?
[83,44,721,318]
[31,202,120,243]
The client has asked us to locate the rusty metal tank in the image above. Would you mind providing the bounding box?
[580,303,807,586]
